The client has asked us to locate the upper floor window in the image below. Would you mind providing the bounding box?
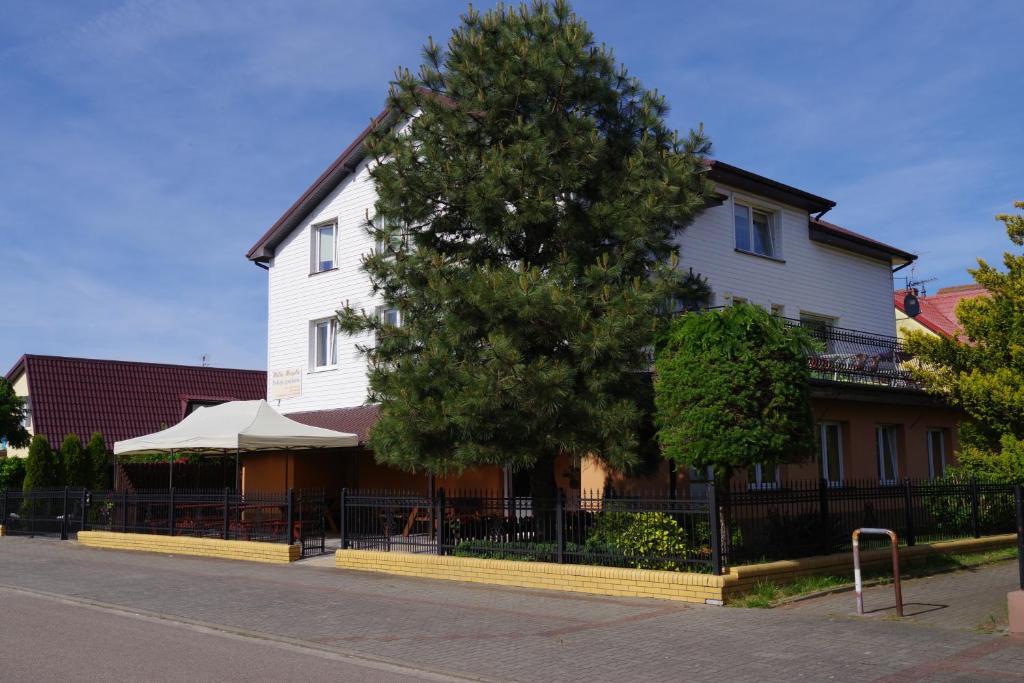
[22,397,31,431]
[312,222,336,273]
[377,306,403,328]
[876,425,900,484]
[734,202,779,258]
[927,429,946,480]
[372,213,410,257]
[312,318,338,369]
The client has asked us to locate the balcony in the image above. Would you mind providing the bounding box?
[783,318,920,389]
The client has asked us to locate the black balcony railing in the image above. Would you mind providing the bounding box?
[782,318,920,388]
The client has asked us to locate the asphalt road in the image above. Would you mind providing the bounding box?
[0,586,458,683]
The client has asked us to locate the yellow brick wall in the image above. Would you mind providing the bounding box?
[77,531,300,564]
[335,550,726,605]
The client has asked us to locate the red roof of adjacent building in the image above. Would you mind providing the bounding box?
[894,284,988,338]
[286,405,379,445]
[4,355,266,447]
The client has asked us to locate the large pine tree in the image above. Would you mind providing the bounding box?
[339,0,711,494]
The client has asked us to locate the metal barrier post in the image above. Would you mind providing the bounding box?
[339,488,348,550]
[81,490,88,533]
[1,489,6,527]
[818,478,831,555]
[61,487,69,540]
[852,527,903,617]
[707,481,723,575]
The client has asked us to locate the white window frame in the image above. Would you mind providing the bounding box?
[22,396,32,431]
[876,425,900,485]
[372,213,410,257]
[733,197,782,259]
[311,221,337,274]
[818,422,844,486]
[311,318,338,370]
[927,429,946,480]
[376,305,403,328]
[748,463,780,490]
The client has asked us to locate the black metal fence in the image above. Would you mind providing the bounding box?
[1,487,327,557]
[719,478,1019,565]
[339,481,1023,574]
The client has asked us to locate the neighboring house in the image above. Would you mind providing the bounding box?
[247,106,962,494]
[2,355,266,463]
[894,284,988,339]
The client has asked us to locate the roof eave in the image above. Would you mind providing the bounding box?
[246,107,392,263]
[808,222,916,265]
[706,160,836,214]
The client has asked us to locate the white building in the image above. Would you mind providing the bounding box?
[247,111,916,430]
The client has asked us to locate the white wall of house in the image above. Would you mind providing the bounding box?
[265,158,380,414]
[263,175,901,414]
[675,184,897,336]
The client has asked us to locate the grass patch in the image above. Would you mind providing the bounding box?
[729,545,1018,609]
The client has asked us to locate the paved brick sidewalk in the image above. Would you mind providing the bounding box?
[1,538,1022,682]
[785,560,1018,633]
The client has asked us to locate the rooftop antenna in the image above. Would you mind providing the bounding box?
[201,354,210,367]
[896,267,937,318]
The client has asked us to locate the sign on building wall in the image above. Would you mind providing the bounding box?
[270,367,302,400]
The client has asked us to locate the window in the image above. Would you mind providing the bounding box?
[377,306,403,328]
[818,422,844,485]
[372,213,409,257]
[876,425,900,484]
[734,201,779,258]
[927,429,946,480]
[312,222,336,273]
[22,397,31,431]
[312,319,338,369]
[748,463,779,489]
[770,303,785,317]
[800,312,838,351]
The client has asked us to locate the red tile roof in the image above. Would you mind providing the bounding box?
[894,284,988,338]
[4,355,266,447]
[286,405,379,445]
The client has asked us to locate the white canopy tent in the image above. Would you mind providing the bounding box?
[113,400,358,488]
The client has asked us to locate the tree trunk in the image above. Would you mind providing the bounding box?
[529,451,559,543]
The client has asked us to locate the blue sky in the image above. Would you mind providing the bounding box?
[1,0,1021,371]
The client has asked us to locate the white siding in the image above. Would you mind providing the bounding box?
[265,159,380,413]
[264,176,900,414]
[674,184,897,336]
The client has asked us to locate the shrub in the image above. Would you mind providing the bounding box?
[585,511,691,571]
[23,434,58,491]
[0,457,26,490]
[61,434,91,487]
[86,432,109,489]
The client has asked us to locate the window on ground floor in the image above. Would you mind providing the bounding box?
[927,429,946,480]
[876,425,900,484]
[748,463,779,489]
[818,422,844,486]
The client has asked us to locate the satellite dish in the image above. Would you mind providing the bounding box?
[903,289,921,318]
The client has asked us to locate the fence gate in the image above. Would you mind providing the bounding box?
[1,489,87,539]
[297,489,326,557]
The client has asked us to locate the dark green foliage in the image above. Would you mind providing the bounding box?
[86,432,109,489]
[338,0,711,481]
[0,377,30,450]
[22,434,58,491]
[0,457,26,490]
[654,304,817,476]
[61,434,90,487]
